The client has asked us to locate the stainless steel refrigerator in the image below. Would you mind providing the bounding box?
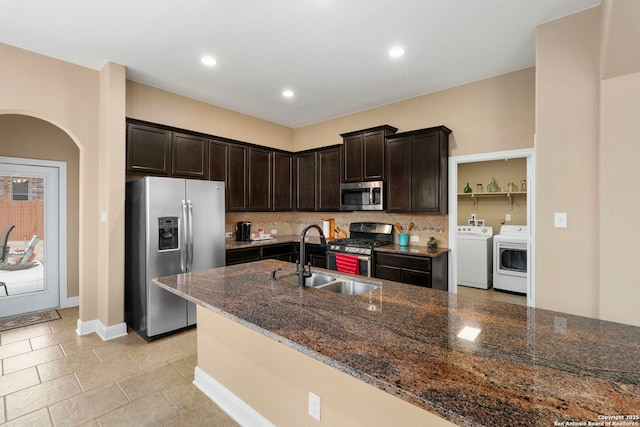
[125,176,225,340]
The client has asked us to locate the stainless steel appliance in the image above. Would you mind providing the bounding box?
[236,221,251,241]
[326,222,393,277]
[457,225,494,289]
[340,181,384,211]
[493,225,528,294]
[125,176,225,340]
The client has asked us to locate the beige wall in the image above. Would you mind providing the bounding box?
[0,42,102,323]
[293,67,535,154]
[0,115,80,298]
[535,7,602,320]
[599,71,640,324]
[536,2,640,327]
[126,81,295,151]
[197,306,456,427]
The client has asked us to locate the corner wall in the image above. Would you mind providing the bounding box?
[535,7,602,319]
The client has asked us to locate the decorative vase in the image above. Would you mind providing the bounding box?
[463,183,472,193]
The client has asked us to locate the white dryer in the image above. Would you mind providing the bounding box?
[493,225,529,294]
[457,226,493,289]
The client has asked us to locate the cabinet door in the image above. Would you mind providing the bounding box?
[172,133,209,179]
[126,123,171,175]
[363,130,385,180]
[227,144,249,211]
[385,136,412,212]
[273,152,294,211]
[317,147,341,211]
[296,152,317,211]
[209,140,228,182]
[249,148,272,211]
[209,140,228,209]
[411,132,442,213]
[342,135,363,182]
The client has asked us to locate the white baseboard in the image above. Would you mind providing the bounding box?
[193,366,275,427]
[76,318,128,341]
[65,296,79,307]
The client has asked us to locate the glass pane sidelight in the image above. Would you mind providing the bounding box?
[0,159,61,317]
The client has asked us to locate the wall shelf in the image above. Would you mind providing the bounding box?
[457,192,527,210]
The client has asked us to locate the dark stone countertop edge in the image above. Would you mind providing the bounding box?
[226,234,449,257]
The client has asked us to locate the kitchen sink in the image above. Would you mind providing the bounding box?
[316,280,379,296]
[280,273,336,287]
[305,273,336,287]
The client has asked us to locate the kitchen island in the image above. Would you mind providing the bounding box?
[153,260,640,427]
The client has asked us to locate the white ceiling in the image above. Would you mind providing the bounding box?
[1,0,599,128]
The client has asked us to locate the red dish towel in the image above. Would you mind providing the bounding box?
[335,253,360,275]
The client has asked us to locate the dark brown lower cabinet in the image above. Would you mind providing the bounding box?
[226,243,297,266]
[375,251,448,291]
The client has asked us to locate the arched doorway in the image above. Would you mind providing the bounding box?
[0,114,79,316]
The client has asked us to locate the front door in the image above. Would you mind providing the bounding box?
[0,158,63,317]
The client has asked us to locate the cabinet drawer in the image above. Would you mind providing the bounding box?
[261,243,294,258]
[375,252,431,272]
[226,247,261,265]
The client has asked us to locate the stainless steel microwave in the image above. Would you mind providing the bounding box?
[340,181,384,211]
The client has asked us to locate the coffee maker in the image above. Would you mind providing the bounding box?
[236,221,251,241]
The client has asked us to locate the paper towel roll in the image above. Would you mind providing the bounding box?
[322,220,330,237]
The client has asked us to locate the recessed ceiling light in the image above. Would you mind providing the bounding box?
[388,46,405,58]
[201,55,217,66]
[282,89,294,98]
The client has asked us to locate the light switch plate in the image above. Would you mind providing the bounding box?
[410,235,419,242]
[554,212,568,228]
[225,232,233,238]
[505,214,511,222]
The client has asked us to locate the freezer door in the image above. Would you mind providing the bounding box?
[185,179,226,326]
[145,177,189,337]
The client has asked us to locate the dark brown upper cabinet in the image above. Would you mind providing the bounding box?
[295,145,341,212]
[171,132,209,179]
[209,139,228,183]
[273,152,295,211]
[317,146,341,211]
[249,147,273,211]
[227,144,249,211]
[126,123,172,175]
[295,151,317,211]
[385,126,451,213]
[341,125,397,182]
[127,121,208,179]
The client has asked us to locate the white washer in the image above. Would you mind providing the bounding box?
[457,225,493,289]
[493,225,528,294]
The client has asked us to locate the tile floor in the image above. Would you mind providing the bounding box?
[457,285,527,306]
[0,307,239,426]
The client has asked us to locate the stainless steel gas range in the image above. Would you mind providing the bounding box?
[326,222,394,277]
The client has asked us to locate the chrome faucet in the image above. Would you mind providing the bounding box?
[297,224,327,288]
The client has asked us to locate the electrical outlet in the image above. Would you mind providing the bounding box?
[308,392,321,421]
[271,229,277,235]
[225,232,233,238]
[410,235,419,242]
[505,214,511,222]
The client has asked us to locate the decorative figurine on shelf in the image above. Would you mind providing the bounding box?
[427,236,440,251]
[463,183,472,193]
[520,179,527,192]
[487,177,499,192]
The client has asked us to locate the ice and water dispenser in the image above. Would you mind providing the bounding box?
[158,217,179,251]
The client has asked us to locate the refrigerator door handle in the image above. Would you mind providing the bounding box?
[181,200,188,273]
[187,200,194,272]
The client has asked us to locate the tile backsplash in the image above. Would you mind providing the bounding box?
[226,211,448,247]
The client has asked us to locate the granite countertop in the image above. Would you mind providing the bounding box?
[226,234,449,257]
[153,260,640,427]
[375,244,450,257]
